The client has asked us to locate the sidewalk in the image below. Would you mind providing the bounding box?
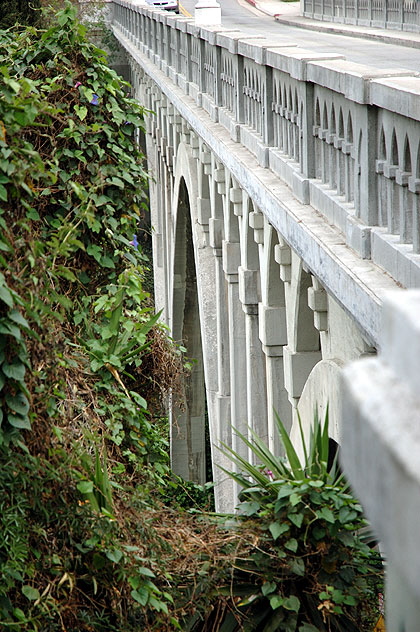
[244,0,420,49]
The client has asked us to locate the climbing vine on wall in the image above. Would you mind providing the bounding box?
[0,4,191,629]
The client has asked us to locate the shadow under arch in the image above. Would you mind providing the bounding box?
[171,177,207,484]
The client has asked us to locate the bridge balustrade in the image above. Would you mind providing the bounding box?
[112,0,420,288]
[303,0,420,31]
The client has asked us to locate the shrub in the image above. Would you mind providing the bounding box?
[216,410,384,631]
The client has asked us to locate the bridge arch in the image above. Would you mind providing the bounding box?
[124,31,400,511]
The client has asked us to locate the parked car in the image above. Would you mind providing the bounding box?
[145,0,179,13]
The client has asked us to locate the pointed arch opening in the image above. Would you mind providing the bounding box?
[172,178,208,484]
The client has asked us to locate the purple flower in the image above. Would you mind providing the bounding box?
[130,235,139,250]
[74,81,82,88]
[264,469,274,481]
[90,94,100,106]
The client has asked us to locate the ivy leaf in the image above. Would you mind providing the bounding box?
[77,481,94,494]
[283,595,300,612]
[284,538,298,553]
[107,176,124,188]
[288,512,304,528]
[239,501,260,516]
[74,105,88,121]
[338,507,357,523]
[317,507,335,523]
[8,413,31,429]
[131,587,149,606]
[6,392,30,416]
[261,581,277,596]
[289,558,305,577]
[0,184,7,201]
[2,361,26,381]
[100,255,115,268]
[289,492,301,507]
[106,549,123,563]
[22,585,40,601]
[269,521,289,540]
[269,594,284,610]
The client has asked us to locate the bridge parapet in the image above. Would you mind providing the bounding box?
[302,0,420,34]
[113,0,420,288]
[342,290,420,629]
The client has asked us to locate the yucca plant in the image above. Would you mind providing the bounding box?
[220,407,342,492]
[215,408,384,632]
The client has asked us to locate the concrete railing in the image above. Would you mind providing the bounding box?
[342,290,420,629]
[303,0,420,33]
[112,0,420,289]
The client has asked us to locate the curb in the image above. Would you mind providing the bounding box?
[243,0,282,17]
[243,0,420,50]
[274,14,420,49]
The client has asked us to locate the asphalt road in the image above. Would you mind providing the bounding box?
[179,0,420,73]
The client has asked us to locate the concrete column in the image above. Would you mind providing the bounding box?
[213,241,236,509]
[262,65,274,147]
[259,303,290,449]
[239,267,267,455]
[234,54,245,125]
[223,241,248,461]
[357,106,379,225]
[256,224,292,449]
[195,0,221,26]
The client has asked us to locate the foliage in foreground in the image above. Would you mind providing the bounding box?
[0,5,190,630]
[215,411,384,631]
[0,5,383,631]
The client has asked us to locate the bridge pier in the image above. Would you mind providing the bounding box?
[134,68,391,510]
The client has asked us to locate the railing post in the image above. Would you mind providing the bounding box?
[185,29,193,84]
[199,37,206,94]
[300,82,316,179]
[263,65,274,147]
[235,54,245,126]
[356,105,378,227]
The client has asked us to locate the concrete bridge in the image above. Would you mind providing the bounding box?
[110,2,420,627]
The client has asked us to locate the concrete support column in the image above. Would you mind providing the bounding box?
[212,233,236,510]
[259,303,290,450]
[223,242,248,460]
[238,266,267,459]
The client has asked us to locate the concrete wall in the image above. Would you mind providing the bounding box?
[341,290,420,631]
